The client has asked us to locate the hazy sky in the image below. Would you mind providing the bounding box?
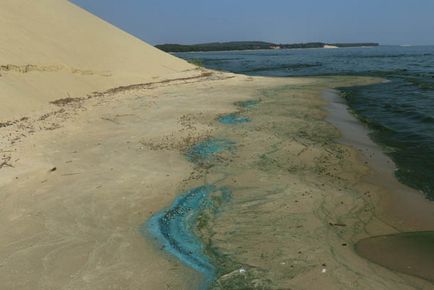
[71,0,434,45]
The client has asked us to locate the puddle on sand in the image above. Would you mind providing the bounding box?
[355,231,434,283]
[144,185,232,288]
[218,113,250,125]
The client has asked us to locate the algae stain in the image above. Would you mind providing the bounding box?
[218,113,250,125]
[143,185,233,288]
[235,99,260,109]
[186,138,236,165]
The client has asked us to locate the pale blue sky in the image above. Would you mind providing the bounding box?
[71,0,434,45]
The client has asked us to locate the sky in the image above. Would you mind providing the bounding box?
[71,0,434,46]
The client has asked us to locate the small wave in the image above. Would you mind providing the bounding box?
[392,109,434,124]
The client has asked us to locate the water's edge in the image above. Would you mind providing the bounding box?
[324,88,434,283]
[323,88,434,224]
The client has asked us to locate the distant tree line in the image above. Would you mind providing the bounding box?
[156,41,379,52]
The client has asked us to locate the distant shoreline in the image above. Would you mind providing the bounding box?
[156,41,379,53]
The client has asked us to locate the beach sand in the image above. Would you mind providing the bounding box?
[1,1,434,290]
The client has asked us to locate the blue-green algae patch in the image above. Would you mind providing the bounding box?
[218,113,251,125]
[144,185,232,288]
[235,99,260,109]
[186,139,236,164]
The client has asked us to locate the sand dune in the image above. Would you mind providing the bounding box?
[0,0,195,121]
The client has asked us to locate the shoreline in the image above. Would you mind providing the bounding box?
[324,88,434,282]
[324,89,434,231]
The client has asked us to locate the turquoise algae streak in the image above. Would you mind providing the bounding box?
[218,113,250,125]
[144,137,236,288]
[146,185,217,286]
[186,138,235,164]
[218,99,260,125]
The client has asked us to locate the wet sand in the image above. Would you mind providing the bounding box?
[325,89,434,285]
[324,89,434,231]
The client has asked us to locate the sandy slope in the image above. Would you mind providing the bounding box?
[0,0,196,121]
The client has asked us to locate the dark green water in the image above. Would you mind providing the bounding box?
[176,46,434,199]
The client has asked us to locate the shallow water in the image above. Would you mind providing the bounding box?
[355,232,434,283]
[177,46,434,199]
